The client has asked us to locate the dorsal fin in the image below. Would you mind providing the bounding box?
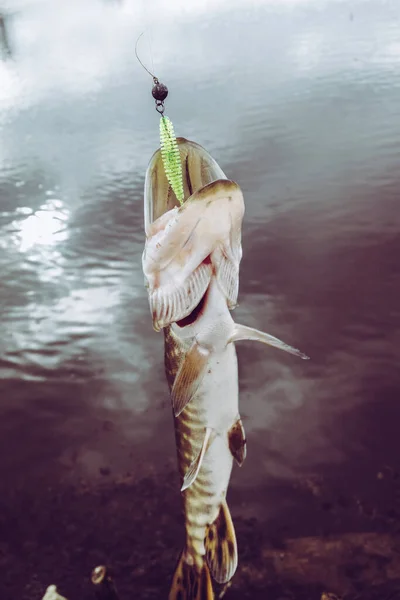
[228,417,246,467]
[228,323,309,360]
[181,427,213,491]
[205,501,238,584]
[171,342,210,416]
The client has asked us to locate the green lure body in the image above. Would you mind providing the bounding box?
[159,115,184,206]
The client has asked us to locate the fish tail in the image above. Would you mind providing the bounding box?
[205,500,238,585]
[168,549,214,600]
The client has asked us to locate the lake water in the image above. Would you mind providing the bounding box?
[1,0,400,598]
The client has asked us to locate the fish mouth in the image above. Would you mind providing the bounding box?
[175,257,211,328]
[149,259,213,332]
[176,289,208,328]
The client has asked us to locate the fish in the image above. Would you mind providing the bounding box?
[142,138,308,600]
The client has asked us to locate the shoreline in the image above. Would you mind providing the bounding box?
[3,471,400,600]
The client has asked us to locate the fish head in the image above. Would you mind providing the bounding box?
[142,139,245,331]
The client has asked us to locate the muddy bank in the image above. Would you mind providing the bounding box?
[2,471,400,600]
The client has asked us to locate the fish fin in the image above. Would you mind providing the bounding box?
[171,342,210,416]
[205,501,238,585]
[150,261,212,331]
[169,550,214,600]
[212,247,239,309]
[182,427,213,491]
[228,418,247,467]
[228,323,309,360]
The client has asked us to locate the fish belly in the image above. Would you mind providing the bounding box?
[177,343,239,560]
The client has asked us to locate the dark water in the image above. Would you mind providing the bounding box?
[1,0,400,598]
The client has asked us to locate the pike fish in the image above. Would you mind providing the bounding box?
[142,138,308,600]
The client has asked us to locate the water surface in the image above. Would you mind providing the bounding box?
[1,0,400,597]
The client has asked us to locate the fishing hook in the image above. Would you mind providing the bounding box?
[135,31,169,113]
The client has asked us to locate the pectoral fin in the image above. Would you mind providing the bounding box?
[181,427,213,491]
[228,417,247,467]
[171,342,210,416]
[228,324,309,360]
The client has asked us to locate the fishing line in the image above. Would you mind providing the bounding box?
[145,22,155,76]
[140,0,155,76]
[134,31,157,80]
[135,31,184,206]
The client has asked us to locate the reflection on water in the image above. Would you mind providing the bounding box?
[1,0,400,596]
[13,198,68,250]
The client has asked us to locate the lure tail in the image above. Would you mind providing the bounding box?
[169,551,214,600]
[160,115,184,205]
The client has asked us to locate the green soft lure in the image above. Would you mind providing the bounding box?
[159,115,184,206]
